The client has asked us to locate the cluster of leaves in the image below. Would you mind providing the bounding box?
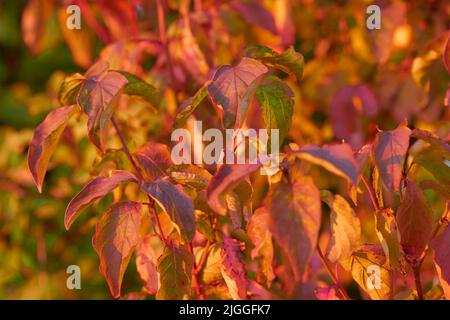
[1,0,449,299]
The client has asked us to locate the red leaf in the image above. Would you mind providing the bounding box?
[141,178,195,242]
[77,61,128,151]
[64,170,138,230]
[230,1,277,34]
[397,179,434,260]
[221,237,247,300]
[315,287,341,300]
[207,164,261,216]
[431,223,450,299]
[92,201,142,298]
[372,122,411,192]
[133,141,173,181]
[292,143,360,185]
[207,57,268,128]
[267,171,321,281]
[135,235,159,295]
[28,105,78,193]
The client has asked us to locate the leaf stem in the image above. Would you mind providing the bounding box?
[188,242,204,299]
[316,245,350,300]
[194,240,211,275]
[111,115,144,181]
[412,262,424,300]
[361,175,380,211]
[142,202,167,243]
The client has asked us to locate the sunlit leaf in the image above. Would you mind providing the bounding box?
[168,164,212,190]
[92,201,142,298]
[28,105,78,193]
[374,208,404,269]
[115,71,160,112]
[245,45,304,82]
[64,170,138,229]
[135,235,159,295]
[156,244,193,300]
[59,73,85,106]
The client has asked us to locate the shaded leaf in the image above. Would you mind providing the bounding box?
[230,1,277,34]
[195,210,215,242]
[397,179,434,260]
[141,178,195,242]
[136,235,159,295]
[246,206,275,286]
[64,170,138,229]
[92,201,142,298]
[206,164,260,216]
[175,83,209,127]
[28,105,78,193]
[431,223,450,299]
[221,237,247,300]
[245,45,304,82]
[372,123,411,192]
[267,172,321,281]
[315,287,341,300]
[321,191,361,263]
[156,244,193,300]
[133,141,173,181]
[292,143,360,185]
[207,57,268,128]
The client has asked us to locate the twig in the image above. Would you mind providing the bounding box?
[361,175,380,211]
[111,115,144,181]
[194,240,211,275]
[189,242,203,299]
[316,245,350,300]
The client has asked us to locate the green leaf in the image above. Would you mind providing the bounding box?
[195,210,215,242]
[175,84,209,127]
[92,201,142,298]
[59,73,85,105]
[156,244,193,300]
[115,70,159,112]
[245,45,304,82]
[239,75,294,143]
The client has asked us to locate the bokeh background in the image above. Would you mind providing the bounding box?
[0,0,448,299]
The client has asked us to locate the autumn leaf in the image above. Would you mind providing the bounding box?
[267,171,321,281]
[238,74,294,142]
[221,237,247,300]
[206,163,260,216]
[59,73,86,106]
[199,243,223,285]
[156,244,193,300]
[321,191,361,263]
[291,143,360,185]
[175,83,209,128]
[195,210,215,242]
[64,170,138,230]
[245,45,304,82]
[315,287,341,300]
[372,122,411,192]
[246,206,275,286]
[77,61,128,151]
[431,223,450,299]
[397,179,434,260]
[28,105,78,193]
[168,164,212,190]
[135,235,159,295]
[115,71,160,112]
[374,208,404,269]
[141,178,195,242]
[92,201,142,298]
[346,244,392,300]
[230,1,277,34]
[133,141,173,181]
[207,57,268,128]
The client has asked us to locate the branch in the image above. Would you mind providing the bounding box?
[361,175,380,211]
